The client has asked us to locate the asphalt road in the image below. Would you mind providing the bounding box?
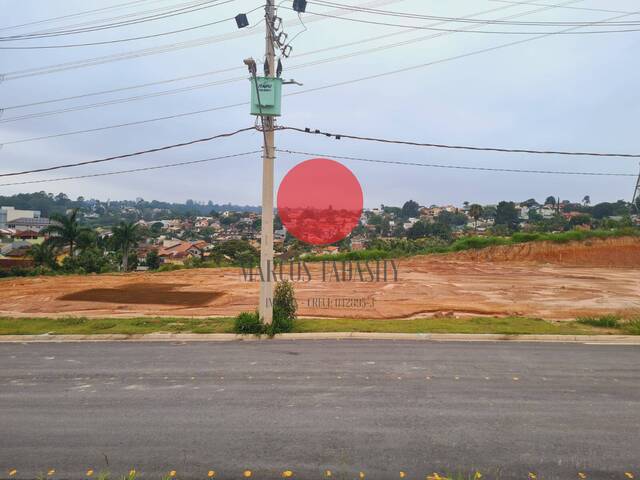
[1,340,639,480]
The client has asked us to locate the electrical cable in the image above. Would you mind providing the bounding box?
[0,1,577,122]
[0,0,234,41]
[294,6,640,34]
[0,5,248,51]
[4,3,633,145]
[0,0,160,33]
[276,127,640,158]
[309,0,640,26]
[0,151,261,187]
[277,148,638,176]
[0,0,401,81]
[0,127,256,177]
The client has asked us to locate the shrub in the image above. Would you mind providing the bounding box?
[157,263,184,272]
[266,280,297,335]
[623,319,640,335]
[234,311,263,335]
[577,315,621,328]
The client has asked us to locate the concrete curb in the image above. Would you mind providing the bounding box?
[0,332,639,344]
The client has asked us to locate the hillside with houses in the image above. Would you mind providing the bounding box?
[1,192,638,275]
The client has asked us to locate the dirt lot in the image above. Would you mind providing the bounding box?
[2,237,640,320]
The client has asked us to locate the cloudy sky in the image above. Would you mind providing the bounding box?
[2,0,639,208]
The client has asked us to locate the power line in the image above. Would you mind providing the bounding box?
[0,0,232,41]
[277,127,640,158]
[3,3,632,145]
[295,5,640,34]
[310,0,640,26]
[0,102,248,146]
[0,0,160,33]
[277,149,638,176]
[0,127,256,177]
[2,2,522,114]
[0,151,261,187]
[0,0,401,81]
[0,1,580,123]
[0,2,251,50]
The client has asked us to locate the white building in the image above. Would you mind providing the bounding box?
[0,206,41,228]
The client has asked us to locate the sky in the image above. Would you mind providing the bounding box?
[1,0,640,208]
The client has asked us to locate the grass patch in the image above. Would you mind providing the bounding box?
[292,317,613,335]
[0,315,637,336]
[0,316,235,335]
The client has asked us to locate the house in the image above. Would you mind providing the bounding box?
[0,206,41,228]
[13,230,41,240]
[351,237,366,251]
[6,217,51,232]
[157,241,205,264]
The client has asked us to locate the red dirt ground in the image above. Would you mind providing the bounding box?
[2,237,639,320]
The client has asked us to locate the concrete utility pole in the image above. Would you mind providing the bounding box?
[259,0,276,325]
[632,162,640,213]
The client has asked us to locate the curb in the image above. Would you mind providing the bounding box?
[0,332,638,344]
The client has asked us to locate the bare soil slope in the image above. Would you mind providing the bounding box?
[3,237,639,320]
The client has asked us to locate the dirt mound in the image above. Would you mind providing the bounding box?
[449,236,640,267]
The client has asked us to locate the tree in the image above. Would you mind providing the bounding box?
[545,196,556,206]
[495,201,520,231]
[42,209,90,257]
[469,204,483,231]
[145,250,161,270]
[112,221,142,271]
[582,195,591,206]
[401,200,420,219]
[28,242,58,269]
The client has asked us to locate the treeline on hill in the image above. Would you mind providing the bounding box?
[0,192,259,222]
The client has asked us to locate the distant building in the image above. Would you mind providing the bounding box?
[7,217,51,232]
[0,206,41,228]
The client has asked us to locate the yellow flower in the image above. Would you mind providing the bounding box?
[528,474,537,480]
[86,469,94,477]
[9,470,17,477]
[169,471,176,478]
[207,471,216,478]
[578,473,586,479]
[243,471,252,478]
[129,470,136,477]
[282,471,293,478]
[474,472,482,480]
[324,470,332,477]
[399,472,406,478]
[359,472,365,479]
[624,474,634,479]
[48,470,56,476]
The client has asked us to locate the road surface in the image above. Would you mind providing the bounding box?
[1,340,639,479]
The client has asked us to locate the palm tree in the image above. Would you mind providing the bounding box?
[41,209,90,258]
[469,204,483,232]
[28,241,58,269]
[582,195,591,206]
[112,221,142,272]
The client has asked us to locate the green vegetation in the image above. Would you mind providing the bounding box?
[292,317,622,335]
[577,315,640,334]
[233,312,263,335]
[301,228,639,263]
[233,281,298,336]
[2,315,638,336]
[0,316,235,335]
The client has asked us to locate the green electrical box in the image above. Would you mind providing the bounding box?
[250,77,282,116]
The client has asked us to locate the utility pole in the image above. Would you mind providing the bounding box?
[258,0,276,325]
[632,162,640,213]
